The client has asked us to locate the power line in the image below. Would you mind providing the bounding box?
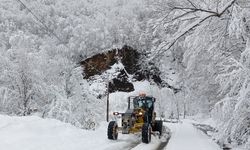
[15,0,62,43]
[14,0,101,74]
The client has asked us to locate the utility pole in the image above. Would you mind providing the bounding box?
[106,81,110,122]
[183,86,186,119]
[173,92,180,121]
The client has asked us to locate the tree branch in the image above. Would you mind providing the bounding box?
[150,0,237,60]
[217,0,236,17]
[167,10,197,23]
[173,6,218,15]
[186,0,198,9]
[150,13,217,61]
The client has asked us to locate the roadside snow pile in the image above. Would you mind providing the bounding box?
[0,114,134,150]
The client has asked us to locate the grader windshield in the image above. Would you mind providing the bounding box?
[127,95,155,110]
[133,97,154,109]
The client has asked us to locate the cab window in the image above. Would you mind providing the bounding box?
[133,97,153,109]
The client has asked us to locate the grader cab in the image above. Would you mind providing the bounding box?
[107,93,163,143]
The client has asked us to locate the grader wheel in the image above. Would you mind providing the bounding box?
[107,121,118,140]
[153,120,163,136]
[142,123,152,143]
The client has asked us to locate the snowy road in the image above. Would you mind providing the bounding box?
[164,120,222,150]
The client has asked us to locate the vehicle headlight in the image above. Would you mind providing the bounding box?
[113,112,119,115]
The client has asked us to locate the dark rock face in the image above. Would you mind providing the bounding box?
[81,45,138,93]
[81,50,117,78]
[119,45,140,74]
[81,45,178,93]
[108,70,134,93]
[81,45,140,78]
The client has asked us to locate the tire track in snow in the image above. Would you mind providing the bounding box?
[123,140,141,150]
[104,134,141,150]
[104,125,171,150]
[155,126,171,150]
[130,125,171,150]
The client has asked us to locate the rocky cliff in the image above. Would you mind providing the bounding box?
[81,45,179,93]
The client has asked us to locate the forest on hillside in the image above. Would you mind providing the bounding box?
[0,0,249,149]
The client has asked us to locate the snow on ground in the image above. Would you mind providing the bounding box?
[0,114,229,150]
[164,119,222,150]
[0,114,162,150]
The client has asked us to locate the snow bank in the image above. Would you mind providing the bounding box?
[0,115,135,150]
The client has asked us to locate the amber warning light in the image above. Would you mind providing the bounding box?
[139,92,146,97]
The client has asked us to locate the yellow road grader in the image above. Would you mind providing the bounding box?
[107,93,163,143]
